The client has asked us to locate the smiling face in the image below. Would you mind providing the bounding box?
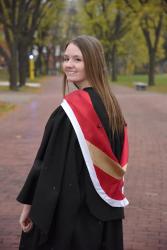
[62,43,90,88]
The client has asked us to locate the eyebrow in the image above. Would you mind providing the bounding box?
[63,54,83,58]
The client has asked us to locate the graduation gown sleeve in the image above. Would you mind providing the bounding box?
[16,107,66,205]
[17,105,84,234]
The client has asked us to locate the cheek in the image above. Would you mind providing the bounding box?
[79,63,86,75]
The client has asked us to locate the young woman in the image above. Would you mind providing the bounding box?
[17,35,129,250]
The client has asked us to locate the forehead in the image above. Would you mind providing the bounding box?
[64,43,83,57]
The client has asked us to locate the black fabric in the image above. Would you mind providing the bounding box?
[17,87,125,250]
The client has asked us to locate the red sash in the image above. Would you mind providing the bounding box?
[61,90,129,207]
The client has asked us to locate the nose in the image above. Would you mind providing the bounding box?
[64,58,74,68]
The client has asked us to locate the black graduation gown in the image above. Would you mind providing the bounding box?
[17,87,125,250]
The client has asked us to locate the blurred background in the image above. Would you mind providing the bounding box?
[0,1,167,250]
[0,0,167,94]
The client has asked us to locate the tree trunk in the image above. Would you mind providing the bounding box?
[148,48,155,86]
[8,45,18,90]
[52,46,57,75]
[45,47,50,75]
[18,45,28,87]
[140,14,163,86]
[36,46,43,76]
[111,44,117,82]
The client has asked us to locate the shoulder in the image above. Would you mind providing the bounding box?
[64,89,89,100]
[63,90,93,110]
[48,105,64,120]
[44,105,66,130]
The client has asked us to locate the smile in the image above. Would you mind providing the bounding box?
[66,72,76,74]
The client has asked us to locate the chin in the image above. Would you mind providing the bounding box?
[67,78,77,82]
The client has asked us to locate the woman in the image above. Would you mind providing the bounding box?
[17,35,129,250]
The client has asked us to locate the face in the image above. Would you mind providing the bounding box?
[62,43,88,87]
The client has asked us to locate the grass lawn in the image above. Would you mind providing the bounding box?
[0,68,9,81]
[0,101,16,117]
[113,74,167,93]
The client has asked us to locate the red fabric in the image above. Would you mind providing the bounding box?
[64,90,128,201]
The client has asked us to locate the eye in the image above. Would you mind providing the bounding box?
[75,57,82,62]
[63,56,69,62]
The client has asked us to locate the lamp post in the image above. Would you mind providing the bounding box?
[29,54,35,81]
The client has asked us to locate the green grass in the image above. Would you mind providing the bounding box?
[0,101,16,117]
[0,68,9,81]
[113,74,167,93]
[0,86,9,91]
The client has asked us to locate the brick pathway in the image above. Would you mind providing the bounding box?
[0,77,167,250]
[114,87,167,250]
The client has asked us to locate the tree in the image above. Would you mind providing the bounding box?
[0,0,56,90]
[17,0,49,87]
[122,0,164,86]
[78,0,130,81]
[118,25,148,74]
[61,0,80,41]
[33,0,64,76]
[162,0,167,13]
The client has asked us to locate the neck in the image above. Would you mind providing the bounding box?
[74,80,92,90]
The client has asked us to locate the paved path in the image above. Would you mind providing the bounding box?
[0,76,63,250]
[0,82,41,104]
[113,87,167,250]
[0,77,167,250]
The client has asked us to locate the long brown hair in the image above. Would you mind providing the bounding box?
[63,35,125,136]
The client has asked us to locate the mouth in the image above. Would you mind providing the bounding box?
[66,71,77,75]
